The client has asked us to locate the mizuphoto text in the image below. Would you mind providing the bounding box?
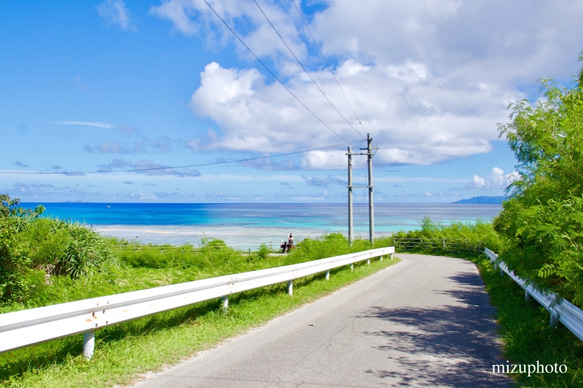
[492,361,568,377]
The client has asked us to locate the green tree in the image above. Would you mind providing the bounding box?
[495,54,583,306]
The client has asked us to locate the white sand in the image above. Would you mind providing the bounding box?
[93,224,347,251]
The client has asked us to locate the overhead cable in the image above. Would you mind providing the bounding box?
[4,143,347,176]
[253,0,365,140]
[202,0,353,145]
[291,0,368,136]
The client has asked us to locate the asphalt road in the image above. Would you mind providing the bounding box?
[131,254,513,387]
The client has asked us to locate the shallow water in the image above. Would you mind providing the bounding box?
[23,202,502,250]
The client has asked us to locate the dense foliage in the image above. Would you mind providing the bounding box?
[0,195,114,310]
[378,216,502,257]
[1,205,378,313]
[494,56,583,306]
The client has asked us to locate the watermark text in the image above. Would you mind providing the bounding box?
[492,361,567,377]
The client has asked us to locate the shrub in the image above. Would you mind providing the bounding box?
[0,195,115,308]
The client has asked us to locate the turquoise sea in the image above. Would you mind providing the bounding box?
[22,202,502,250]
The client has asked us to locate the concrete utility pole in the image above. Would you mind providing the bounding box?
[347,146,353,244]
[366,133,374,245]
[346,133,375,245]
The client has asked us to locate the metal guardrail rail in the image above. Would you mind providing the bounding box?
[485,248,583,341]
[0,246,395,358]
[393,236,583,341]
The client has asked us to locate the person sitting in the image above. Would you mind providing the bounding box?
[287,233,294,252]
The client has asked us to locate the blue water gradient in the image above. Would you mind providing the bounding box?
[21,202,501,249]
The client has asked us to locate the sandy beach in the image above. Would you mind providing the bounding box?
[93,224,346,250]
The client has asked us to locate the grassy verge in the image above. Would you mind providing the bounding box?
[0,256,399,387]
[380,218,583,387]
[473,255,583,387]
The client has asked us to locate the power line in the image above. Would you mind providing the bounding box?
[5,3,369,178]
[3,143,347,176]
[291,0,368,137]
[202,0,353,145]
[252,0,365,140]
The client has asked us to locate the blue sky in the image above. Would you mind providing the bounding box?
[1,0,582,204]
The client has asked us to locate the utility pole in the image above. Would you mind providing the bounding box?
[366,133,374,245]
[347,146,353,244]
[346,133,375,245]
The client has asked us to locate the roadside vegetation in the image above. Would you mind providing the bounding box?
[494,57,583,309]
[386,219,583,387]
[0,197,397,387]
[385,57,583,386]
[2,54,583,388]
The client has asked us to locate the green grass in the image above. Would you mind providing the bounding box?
[473,255,583,387]
[382,215,583,387]
[0,256,399,387]
[389,246,583,387]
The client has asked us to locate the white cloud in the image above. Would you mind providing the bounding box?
[154,0,583,168]
[472,174,486,188]
[97,0,133,30]
[150,0,200,35]
[189,60,505,165]
[313,0,583,83]
[53,121,115,129]
[301,150,348,170]
[151,0,305,61]
[472,167,519,190]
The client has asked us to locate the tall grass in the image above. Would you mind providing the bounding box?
[0,233,398,387]
[475,255,583,387]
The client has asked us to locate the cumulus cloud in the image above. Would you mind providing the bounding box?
[151,0,304,60]
[301,150,353,170]
[153,0,583,169]
[472,167,519,190]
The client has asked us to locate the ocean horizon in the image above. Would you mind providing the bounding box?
[21,202,502,250]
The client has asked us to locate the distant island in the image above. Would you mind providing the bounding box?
[452,196,506,204]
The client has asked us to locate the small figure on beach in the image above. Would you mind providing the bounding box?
[281,232,294,253]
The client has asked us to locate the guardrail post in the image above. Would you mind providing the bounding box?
[83,331,95,359]
[350,263,354,271]
[550,312,559,329]
[287,281,293,296]
[325,270,330,280]
[221,296,229,313]
[0,246,397,355]
[367,258,370,265]
[525,291,531,302]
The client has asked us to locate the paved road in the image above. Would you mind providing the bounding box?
[132,254,513,387]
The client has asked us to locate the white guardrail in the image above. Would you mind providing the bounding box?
[485,248,583,341]
[0,246,394,359]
